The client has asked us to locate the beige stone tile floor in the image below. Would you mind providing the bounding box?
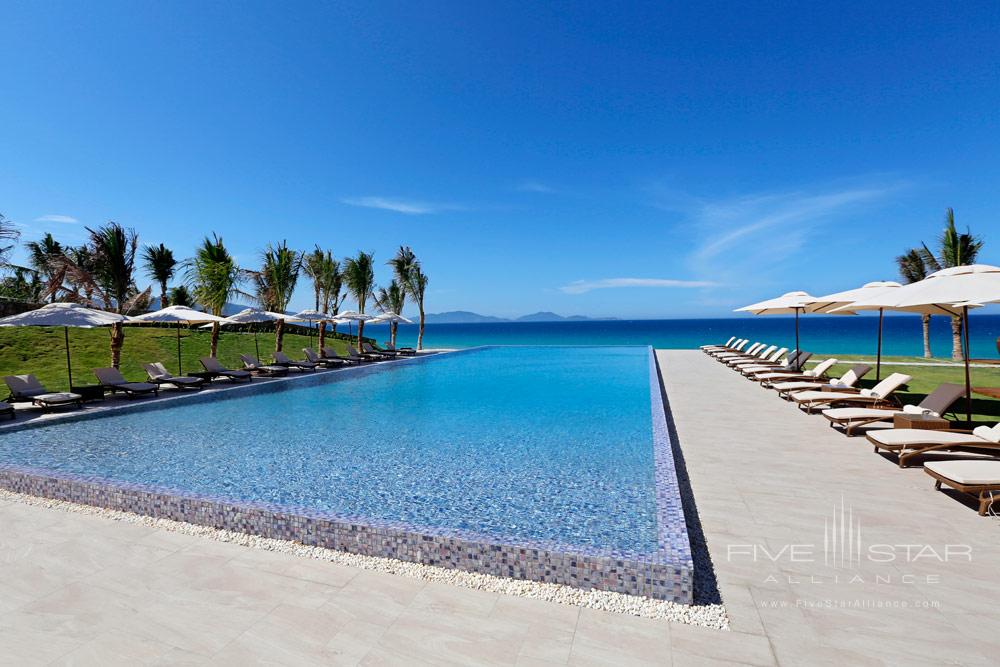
[1,349,998,664]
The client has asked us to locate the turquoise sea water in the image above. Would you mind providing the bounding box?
[1,347,660,555]
[389,314,1000,358]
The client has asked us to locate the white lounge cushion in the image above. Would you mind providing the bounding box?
[772,381,822,392]
[822,407,900,420]
[792,390,864,403]
[34,392,82,403]
[868,429,983,446]
[972,424,1000,443]
[925,460,1000,485]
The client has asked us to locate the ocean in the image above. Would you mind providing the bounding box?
[387,314,1000,359]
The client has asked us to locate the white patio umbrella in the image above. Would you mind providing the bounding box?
[735,291,817,368]
[291,309,332,348]
[336,310,373,347]
[367,312,414,347]
[367,312,414,325]
[216,308,289,361]
[833,265,1000,424]
[129,305,229,375]
[807,281,902,380]
[0,302,126,388]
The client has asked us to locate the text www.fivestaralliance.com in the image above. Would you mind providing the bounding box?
[760,599,941,609]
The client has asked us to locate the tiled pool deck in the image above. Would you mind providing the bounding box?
[0,348,693,603]
[2,350,1000,663]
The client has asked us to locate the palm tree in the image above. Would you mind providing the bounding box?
[303,246,327,311]
[896,249,932,358]
[311,250,342,349]
[0,213,20,269]
[170,284,193,307]
[88,222,148,367]
[25,233,63,301]
[409,265,428,350]
[187,234,241,357]
[344,251,375,349]
[245,241,302,351]
[375,279,406,346]
[64,245,98,304]
[917,208,985,360]
[142,243,177,308]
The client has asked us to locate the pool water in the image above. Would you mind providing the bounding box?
[2,347,661,555]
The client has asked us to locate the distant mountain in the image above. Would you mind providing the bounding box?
[422,310,511,324]
[420,310,615,324]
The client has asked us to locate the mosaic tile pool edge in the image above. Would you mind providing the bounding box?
[0,346,693,603]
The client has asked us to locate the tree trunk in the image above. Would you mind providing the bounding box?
[417,303,425,350]
[275,319,285,353]
[160,281,169,308]
[951,315,964,361]
[210,321,221,357]
[921,314,932,358]
[318,322,326,352]
[357,321,364,350]
[110,322,125,368]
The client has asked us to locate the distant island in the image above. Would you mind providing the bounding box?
[418,310,617,324]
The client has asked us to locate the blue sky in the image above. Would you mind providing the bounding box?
[1,1,998,318]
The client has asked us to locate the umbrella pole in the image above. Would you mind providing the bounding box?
[254,326,260,361]
[64,326,73,389]
[176,324,183,375]
[794,308,801,370]
[876,308,884,382]
[963,305,972,426]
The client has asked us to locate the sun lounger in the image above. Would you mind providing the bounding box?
[93,367,159,398]
[770,363,871,398]
[869,426,1000,468]
[239,354,289,376]
[273,350,318,371]
[925,458,1000,515]
[3,374,83,410]
[731,347,787,370]
[348,344,383,362]
[716,342,765,361]
[722,344,774,366]
[322,346,364,365]
[143,363,205,390]
[742,351,810,378]
[758,358,842,386]
[200,357,252,382]
[383,342,416,356]
[826,383,966,437]
[304,347,342,368]
[791,372,911,414]
[700,336,736,351]
[362,342,397,359]
[0,402,13,419]
[708,339,748,357]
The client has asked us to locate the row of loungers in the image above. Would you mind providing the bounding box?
[703,336,1000,516]
[2,344,411,418]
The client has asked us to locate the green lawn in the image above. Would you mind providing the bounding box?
[0,325,364,392]
[805,356,1000,426]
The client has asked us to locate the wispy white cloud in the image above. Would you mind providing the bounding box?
[341,196,464,215]
[559,278,717,294]
[516,181,555,194]
[35,214,78,224]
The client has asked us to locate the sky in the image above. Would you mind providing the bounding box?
[1,1,999,319]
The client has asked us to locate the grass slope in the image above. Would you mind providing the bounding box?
[0,325,362,392]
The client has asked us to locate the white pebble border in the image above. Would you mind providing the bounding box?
[0,487,729,629]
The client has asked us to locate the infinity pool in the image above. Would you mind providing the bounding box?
[1,346,662,556]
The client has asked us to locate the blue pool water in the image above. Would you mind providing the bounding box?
[1,347,661,555]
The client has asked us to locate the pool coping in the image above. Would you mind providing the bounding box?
[0,346,694,603]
